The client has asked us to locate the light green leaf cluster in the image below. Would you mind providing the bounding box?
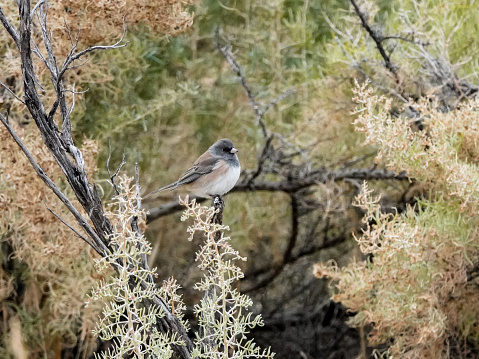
[88,176,185,359]
[317,83,479,358]
[180,199,274,359]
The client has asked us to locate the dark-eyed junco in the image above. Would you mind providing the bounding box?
[143,139,240,199]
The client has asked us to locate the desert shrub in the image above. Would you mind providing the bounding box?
[315,82,479,358]
[0,123,104,358]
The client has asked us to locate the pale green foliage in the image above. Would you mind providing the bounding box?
[316,83,479,358]
[325,0,479,109]
[88,183,272,358]
[180,198,274,359]
[88,176,186,358]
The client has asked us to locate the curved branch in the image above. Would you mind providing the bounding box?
[146,167,409,223]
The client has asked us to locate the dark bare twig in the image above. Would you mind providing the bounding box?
[146,196,206,222]
[44,203,98,252]
[214,27,266,137]
[263,88,296,114]
[243,232,346,284]
[57,22,127,86]
[350,0,397,77]
[381,34,429,46]
[246,135,274,186]
[241,194,299,293]
[214,27,295,138]
[106,140,126,196]
[0,81,26,105]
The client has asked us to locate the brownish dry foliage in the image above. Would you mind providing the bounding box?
[0,0,194,118]
[0,124,105,358]
[315,83,479,358]
[48,0,194,43]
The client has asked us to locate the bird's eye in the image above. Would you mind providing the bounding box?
[223,147,231,152]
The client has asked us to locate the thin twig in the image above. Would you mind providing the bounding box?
[241,194,300,293]
[30,0,46,19]
[214,27,268,138]
[106,139,126,196]
[44,203,99,253]
[0,81,25,105]
[132,163,153,280]
[57,22,127,85]
[350,0,398,77]
[263,88,296,114]
[246,135,274,186]
[0,113,105,255]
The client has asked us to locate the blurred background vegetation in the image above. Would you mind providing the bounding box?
[1,0,479,358]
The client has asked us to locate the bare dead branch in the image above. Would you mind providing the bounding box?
[241,195,299,293]
[146,196,207,223]
[381,34,429,46]
[146,167,409,223]
[246,135,274,186]
[106,140,126,196]
[0,3,195,356]
[30,0,46,19]
[135,163,142,212]
[350,0,398,77]
[263,88,296,114]
[243,232,346,286]
[214,30,266,137]
[57,22,127,86]
[0,112,105,255]
[132,162,152,279]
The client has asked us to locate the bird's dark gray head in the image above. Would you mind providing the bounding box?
[209,138,239,165]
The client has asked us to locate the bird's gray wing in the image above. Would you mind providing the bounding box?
[142,157,220,199]
[176,157,220,185]
[143,153,220,199]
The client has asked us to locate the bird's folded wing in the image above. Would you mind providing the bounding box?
[142,156,220,199]
[176,157,220,185]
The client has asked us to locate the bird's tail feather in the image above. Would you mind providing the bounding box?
[142,182,178,199]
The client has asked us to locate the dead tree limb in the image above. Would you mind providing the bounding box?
[146,167,409,222]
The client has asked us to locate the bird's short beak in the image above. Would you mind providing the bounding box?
[230,147,238,154]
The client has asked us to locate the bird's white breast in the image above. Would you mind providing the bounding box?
[195,163,240,197]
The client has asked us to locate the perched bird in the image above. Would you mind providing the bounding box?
[143,139,240,199]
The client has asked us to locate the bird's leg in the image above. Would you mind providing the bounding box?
[211,195,224,225]
[213,195,224,207]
